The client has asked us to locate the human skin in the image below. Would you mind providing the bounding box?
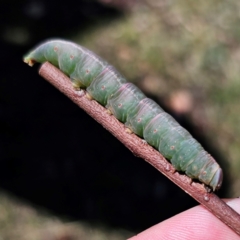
[128,198,240,240]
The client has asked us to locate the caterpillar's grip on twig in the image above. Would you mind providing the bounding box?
[24,39,223,191]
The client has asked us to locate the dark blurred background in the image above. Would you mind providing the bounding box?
[1,0,239,239]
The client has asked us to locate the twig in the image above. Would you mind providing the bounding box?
[38,62,240,236]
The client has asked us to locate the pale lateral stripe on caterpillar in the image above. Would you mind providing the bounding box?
[23,39,223,191]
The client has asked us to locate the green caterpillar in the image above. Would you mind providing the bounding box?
[24,39,223,191]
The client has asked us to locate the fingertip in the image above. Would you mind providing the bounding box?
[128,198,240,240]
[225,198,240,214]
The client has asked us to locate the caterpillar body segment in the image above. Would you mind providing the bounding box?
[125,98,164,137]
[106,83,146,122]
[86,66,127,106]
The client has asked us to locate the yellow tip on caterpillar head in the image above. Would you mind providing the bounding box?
[23,57,35,67]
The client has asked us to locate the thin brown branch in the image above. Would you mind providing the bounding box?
[38,62,240,236]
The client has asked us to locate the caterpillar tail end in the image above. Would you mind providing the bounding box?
[210,168,223,191]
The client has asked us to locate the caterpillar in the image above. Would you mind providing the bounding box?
[24,39,223,191]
